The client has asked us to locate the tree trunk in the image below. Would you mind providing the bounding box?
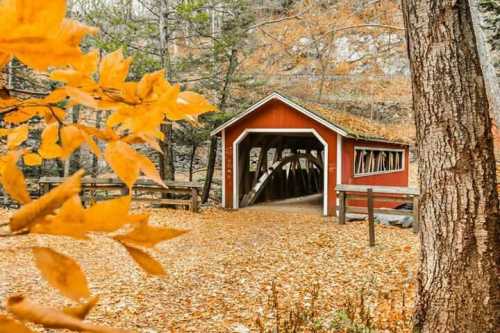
[92,111,102,177]
[201,49,238,203]
[201,135,218,203]
[401,1,500,332]
[159,122,175,181]
[159,0,175,182]
[188,143,197,182]
[55,160,65,177]
[69,105,81,174]
[469,0,500,125]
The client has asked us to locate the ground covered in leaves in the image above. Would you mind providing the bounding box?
[0,207,418,332]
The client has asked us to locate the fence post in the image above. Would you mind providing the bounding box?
[338,191,346,224]
[367,189,375,246]
[412,196,420,234]
[191,188,199,213]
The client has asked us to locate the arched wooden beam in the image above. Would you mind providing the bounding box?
[240,153,323,207]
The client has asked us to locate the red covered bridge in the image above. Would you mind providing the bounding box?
[211,92,410,216]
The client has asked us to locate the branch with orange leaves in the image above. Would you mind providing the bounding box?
[0,1,216,331]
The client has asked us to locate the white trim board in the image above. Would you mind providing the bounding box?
[336,133,342,209]
[211,92,349,137]
[221,129,226,208]
[232,128,330,216]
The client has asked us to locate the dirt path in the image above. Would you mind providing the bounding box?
[0,207,417,332]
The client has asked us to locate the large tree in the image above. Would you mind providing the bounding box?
[401,0,499,332]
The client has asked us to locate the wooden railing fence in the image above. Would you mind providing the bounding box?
[336,184,420,246]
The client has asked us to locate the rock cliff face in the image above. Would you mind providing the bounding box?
[288,32,410,77]
[245,0,498,124]
[245,0,411,123]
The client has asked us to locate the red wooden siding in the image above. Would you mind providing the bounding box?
[341,138,410,208]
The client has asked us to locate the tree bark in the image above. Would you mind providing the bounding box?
[159,122,175,181]
[202,135,218,202]
[159,0,175,181]
[402,0,499,332]
[188,143,197,182]
[92,111,102,177]
[201,49,238,203]
[469,0,500,125]
[69,105,81,174]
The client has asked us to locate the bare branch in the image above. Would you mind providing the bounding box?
[247,14,302,32]
[335,24,405,33]
[257,27,294,57]
[135,0,159,18]
[245,3,315,32]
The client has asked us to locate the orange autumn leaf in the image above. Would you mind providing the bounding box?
[104,140,165,188]
[120,82,140,104]
[39,122,63,159]
[127,213,149,224]
[40,106,66,124]
[104,141,140,189]
[0,128,10,136]
[41,89,68,104]
[10,170,84,231]
[38,143,63,159]
[137,153,166,188]
[161,90,215,121]
[23,152,42,166]
[60,125,85,159]
[0,0,98,70]
[120,243,166,276]
[6,125,28,150]
[106,110,128,128]
[4,0,66,37]
[6,295,130,333]
[119,107,164,135]
[176,91,216,116]
[83,196,132,232]
[41,121,59,144]
[79,125,119,141]
[0,97,19,109]
[138,133,163,153]
[30,196,88,239]
[30,218,88,240]
[63,296,99,320]
[99,49,132,89]
[115,222,187,248]
[53,195,85,224]
[81,130,101,157]
[0,314,34,333]
[75,49,99,75]
[4,107,40,124]
[65,86,98,108]
[137,70,164,100]
[0,152,31,204]
[50,50,99,86]
[32,247,90,302]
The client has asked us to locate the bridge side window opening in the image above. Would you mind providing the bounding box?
[354,147,404,176]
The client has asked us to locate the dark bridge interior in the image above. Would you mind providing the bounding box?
[236,132,325,207]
